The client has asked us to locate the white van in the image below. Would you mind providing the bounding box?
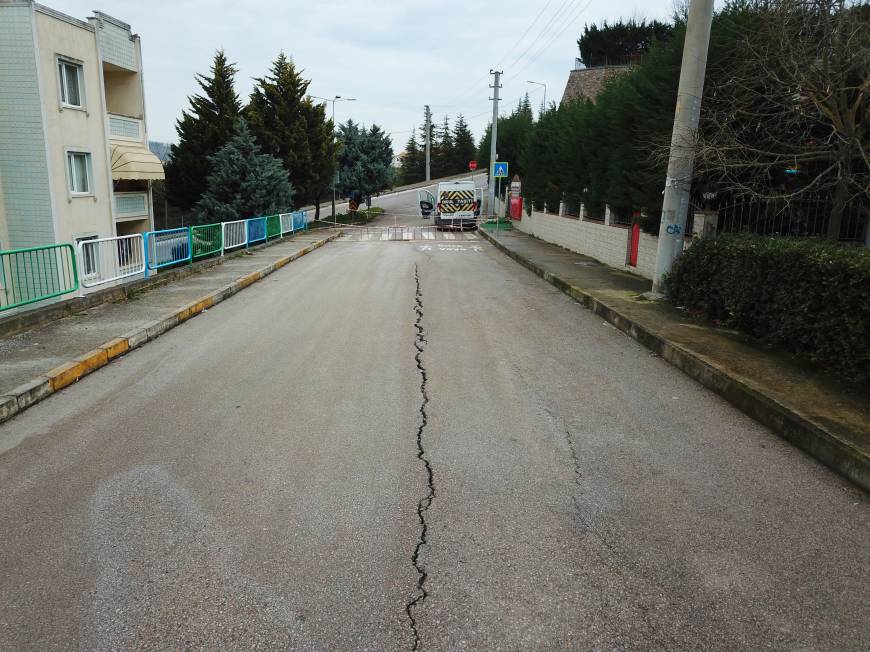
[418,180,480,230]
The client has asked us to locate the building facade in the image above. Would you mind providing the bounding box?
[0,1,163,254]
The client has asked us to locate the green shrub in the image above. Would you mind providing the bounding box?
[667,235,870,385]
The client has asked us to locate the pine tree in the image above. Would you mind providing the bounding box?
[336,120,394,197]
[194,118,293,222]
[399,129,424,185]
[451,114,476,174]
[303,99,336,219]
[245,53,312,202]
[165,50,242,211]
[432,115,454,178]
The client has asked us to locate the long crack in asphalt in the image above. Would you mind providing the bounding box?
[406,264,435,651]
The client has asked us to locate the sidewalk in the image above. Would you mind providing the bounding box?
[0,229,339,423]
[479,227,870,491]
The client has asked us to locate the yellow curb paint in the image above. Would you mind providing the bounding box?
[100,338,129,360]
[47,361,84,391]
[237,272,260,289]
[175,306,193,322]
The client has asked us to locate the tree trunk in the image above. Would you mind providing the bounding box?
[314,194,321,221]
[826,179,848,241]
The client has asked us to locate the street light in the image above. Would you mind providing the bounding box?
[527,80,547,116]
[310,95,357,222]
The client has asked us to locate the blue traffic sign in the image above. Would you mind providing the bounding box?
[493,162,509,178]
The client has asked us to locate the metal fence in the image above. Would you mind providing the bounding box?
[222,220,248,251]
[717,196,868,242]
[78,234,145,288]
[0,244,78,312]
[266,214,282,240]
[191,223,223,259]
[280,211,308,235]
[144,227,191,277]
[247,217,268,245]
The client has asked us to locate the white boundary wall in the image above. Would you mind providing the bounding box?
[514,210,659,280]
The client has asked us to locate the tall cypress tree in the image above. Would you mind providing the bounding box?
[432,115,453,178]
[303,99,336,219]
[245,53,311,202]
[451,114,476,174]
[399,129,424,185]
[165,50,242,211]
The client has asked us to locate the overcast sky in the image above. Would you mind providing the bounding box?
[57,0,673,152]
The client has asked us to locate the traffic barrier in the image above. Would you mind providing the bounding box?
[77,234,145,288]
[247,217,268,245]
[266,214,282,240]
[0,244,78,312]
[191,223,223,259]
[144,227,191,278]
[222,220,248,252]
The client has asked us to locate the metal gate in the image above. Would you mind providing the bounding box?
[337,225,482,242]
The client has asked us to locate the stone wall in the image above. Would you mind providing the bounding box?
[560,65,630,104]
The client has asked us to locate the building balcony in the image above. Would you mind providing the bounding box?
[107,112,144,143]
[114,190,149,221]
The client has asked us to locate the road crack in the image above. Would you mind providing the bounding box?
[406,264,435,651]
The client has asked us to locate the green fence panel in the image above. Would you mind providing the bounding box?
[0,243,78,312]
[191,223,223,259]
[266,214,282,240]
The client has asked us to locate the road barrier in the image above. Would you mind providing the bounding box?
[280,210,307,235]
[247,217,268,245]
[191,223,223,260]
[144,227,191,278]
[0,244,78,312]
[222,220,248,251]
[78,234,145,288]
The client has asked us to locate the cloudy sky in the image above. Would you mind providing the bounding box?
[57,0,673,151]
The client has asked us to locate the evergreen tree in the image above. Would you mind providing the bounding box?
[336,120,394,197]
[165,50,242,211]
[399,129,424,185]
[245,53,312,202]
[303,99,336,219]
[432,115,454,178]
[451,114,476,174]
[194,118,293,222]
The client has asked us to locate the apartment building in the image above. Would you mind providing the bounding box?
[0,1,163,254]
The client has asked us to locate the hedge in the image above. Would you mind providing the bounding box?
[667,235,870,385]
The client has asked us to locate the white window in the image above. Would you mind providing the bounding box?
[67,151,92,194]
[58,59,83,108]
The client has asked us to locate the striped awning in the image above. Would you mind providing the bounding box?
[110,144,164,180]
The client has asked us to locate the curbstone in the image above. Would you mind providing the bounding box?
[12,377,52,411]
[0,395,18,422]
[0,233,341,428]
[478,227,870,491]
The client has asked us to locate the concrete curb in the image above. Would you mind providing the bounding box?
[0,232,341,428]
[479,227,870,491]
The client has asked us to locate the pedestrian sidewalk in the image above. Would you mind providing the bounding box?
[478,227,870,491]
[0,229,339,424]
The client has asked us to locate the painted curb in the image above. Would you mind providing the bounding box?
[478,227,870,491]
[0,232,340,428]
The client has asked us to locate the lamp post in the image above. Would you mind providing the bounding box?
[527,80,547,115]
[310,95,356,222]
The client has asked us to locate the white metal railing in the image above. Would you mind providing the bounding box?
[222,220,248,251]
[280,212,294,235]
[77,234,145,288]
[108,113,144,142]
[114,191,149,218]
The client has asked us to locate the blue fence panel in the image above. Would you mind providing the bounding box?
[247,217,267,245]
[292,211,306,232]
[144,227,191,278]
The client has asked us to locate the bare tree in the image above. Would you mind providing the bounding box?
[695,0,869,239]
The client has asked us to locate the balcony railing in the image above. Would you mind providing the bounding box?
[114,191,149,219]
[108,113,144,142]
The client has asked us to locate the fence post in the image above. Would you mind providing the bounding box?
[559,200,565,217]
[186,226,193,263]
[692,210,717,238]
[579,203,586,221]
[604,205,613,226]
[143,231,150,279]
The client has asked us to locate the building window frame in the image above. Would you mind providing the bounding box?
[56,55,86,111]
[65,149,94,197]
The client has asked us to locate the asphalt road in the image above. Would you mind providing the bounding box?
[0,188,867,650]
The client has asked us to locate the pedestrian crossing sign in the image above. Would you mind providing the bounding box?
[493,162,509,178]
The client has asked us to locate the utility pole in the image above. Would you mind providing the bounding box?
[488,69,502,219]
[424,105,431,182]
[650,0,715,294]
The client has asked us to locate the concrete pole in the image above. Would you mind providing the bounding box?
[424,105,431,182]
[651,0,715,294]
[331,100,336,223]
[488,70,502,219]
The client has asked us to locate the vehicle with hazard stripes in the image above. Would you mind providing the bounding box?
[434,180,479,230]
